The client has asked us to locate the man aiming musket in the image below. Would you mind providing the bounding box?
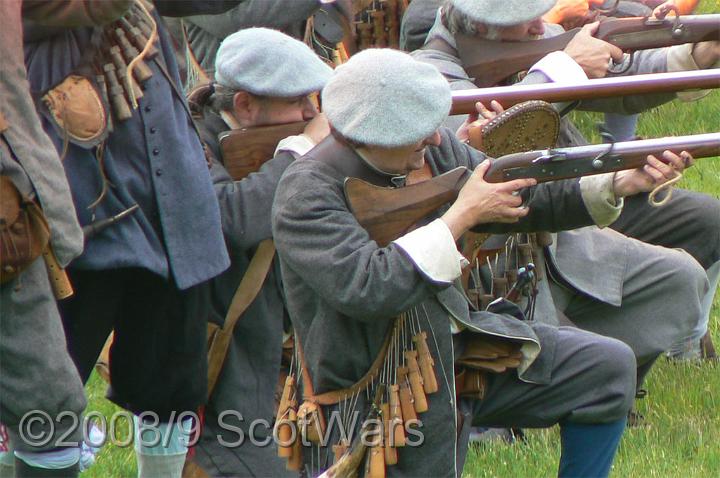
[271,48,706,478]
[408,0,720,366]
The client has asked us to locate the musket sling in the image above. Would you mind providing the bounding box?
[206,238,276,396]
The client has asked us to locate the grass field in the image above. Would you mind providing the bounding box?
[81,6,719,477]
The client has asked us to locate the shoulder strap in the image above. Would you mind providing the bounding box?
[206,238,276,397]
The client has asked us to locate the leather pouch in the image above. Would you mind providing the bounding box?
[468,100,560,158]
[0,176,51,284]
[42,74,109,148]
[455,368,487,400]
[456,333,523,374]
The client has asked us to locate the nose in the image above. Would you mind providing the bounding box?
[302,98,318,121]
[423,131,442,147]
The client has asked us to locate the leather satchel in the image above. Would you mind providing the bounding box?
[455,334,524,400]
[0,176,51,285]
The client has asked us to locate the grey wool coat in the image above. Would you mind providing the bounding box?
[0,0,130,451]
[193,106,294,477]
[272,130,608,476]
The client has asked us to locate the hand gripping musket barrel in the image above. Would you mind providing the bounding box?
[216,70,720,181]
[458,13,720,87]
[344,133,720,247]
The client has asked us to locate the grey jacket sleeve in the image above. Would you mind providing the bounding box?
[185,0,319,40]
[579,48,675,114]
[212,150,294,251]
[272,165,443,322]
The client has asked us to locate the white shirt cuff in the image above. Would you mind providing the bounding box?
[579,173,624,227]
[393,218,469,285]
[528,51,588,83]
[667,43,715,102]
[275,134,316,157]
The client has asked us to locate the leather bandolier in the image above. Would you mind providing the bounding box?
[307,0,413,69]
[350,0,410,51]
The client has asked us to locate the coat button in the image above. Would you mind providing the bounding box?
[155,169,163,176]
[152,148,159,156]
[150,127,157,134]
[144,105,151,112]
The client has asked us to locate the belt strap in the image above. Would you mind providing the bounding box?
[296,319,397,406]
[206,238,276,397]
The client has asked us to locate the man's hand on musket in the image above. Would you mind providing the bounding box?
[455,100,505,144]
[651,1,718,68]
[613,150,694,198]
[650,0,700,18]
[442,160,536,239]
[563,22,624,78]
[689,41,720,70]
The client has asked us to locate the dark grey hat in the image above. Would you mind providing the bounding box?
[450,0,557,26]
[215,27,332,97]
[322,49,452,147]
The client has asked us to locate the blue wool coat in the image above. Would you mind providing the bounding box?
[24,5,231,289]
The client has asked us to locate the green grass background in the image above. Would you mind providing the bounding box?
[81,3,719,475]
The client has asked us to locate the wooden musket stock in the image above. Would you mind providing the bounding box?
[219,121,307,180]
[458,14,720,87]
[345,133,720,246]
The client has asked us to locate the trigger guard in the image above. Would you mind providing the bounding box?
[608,52,633,75]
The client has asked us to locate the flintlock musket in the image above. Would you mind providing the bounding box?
[345,132,720,247]
[450,68,720,114]
[457,13,720,87]
[218,69,720,180]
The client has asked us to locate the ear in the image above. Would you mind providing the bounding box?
[232,91,254,122]
[475,22,489,38]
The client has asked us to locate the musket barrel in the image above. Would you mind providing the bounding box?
[561,132,720,160]
[485,133,720,183]
[450,69,720,115]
